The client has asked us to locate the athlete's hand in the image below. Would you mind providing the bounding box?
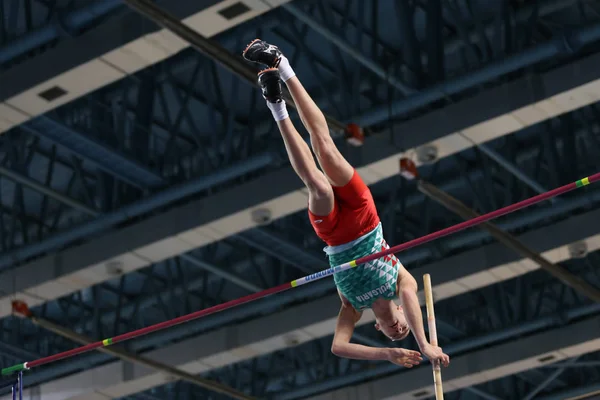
[420,344,450,367]
[385,348,423,368]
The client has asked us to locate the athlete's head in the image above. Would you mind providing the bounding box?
[373,302,410,341]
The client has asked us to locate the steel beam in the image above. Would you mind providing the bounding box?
[0,161,265,294]
[0,152,273,271]
[236,228,326,274]
[179,254,262,293]
[0,166,97,216]
[19,310,254,400]
[522,357,580,400]
[541,361,600,369]
[122,0,347,133]
[417,180,600,302]
[0,0,121,65]
[464,387,503,400]
[539,382,600,400]
[74,254,272,333]
[356,23,600,126]
[281,3,414,95]
[0,0,220,101]
[21,116,165,189]
[474,142,549,195]
[0,343,38,363]
[3,127,271,296]
[425,0,444,82]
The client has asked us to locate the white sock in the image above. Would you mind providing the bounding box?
[267,99,289,121]
[277,56,296,82]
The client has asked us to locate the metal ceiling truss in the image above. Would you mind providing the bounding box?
[1,0,600,399]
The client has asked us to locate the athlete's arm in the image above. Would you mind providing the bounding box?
[331,304,388,360]
[397,268,429,348]
[398,268,450,366]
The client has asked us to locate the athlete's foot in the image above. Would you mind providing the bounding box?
[243,39,282,68]
[258,68,283,103]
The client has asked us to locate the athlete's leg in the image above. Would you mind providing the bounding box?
[259,69,334,216]
[283,75,354,188]
[243,40,353,187]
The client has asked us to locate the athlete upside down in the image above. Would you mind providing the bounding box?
[243,39,450,369]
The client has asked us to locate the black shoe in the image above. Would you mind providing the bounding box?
[243,39,282,68]
[258,68,283,103]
